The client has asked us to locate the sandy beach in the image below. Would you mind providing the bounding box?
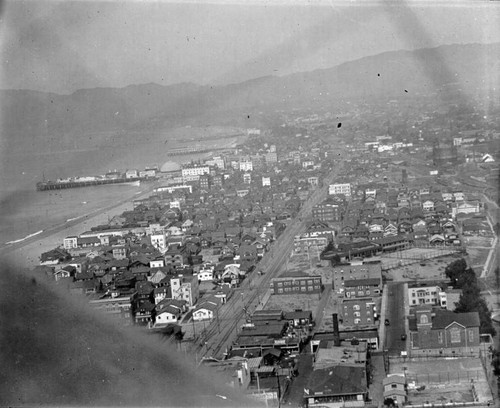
[0,185,157,270]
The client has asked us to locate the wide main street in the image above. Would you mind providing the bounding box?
[190,165,344,360]
[384,282,407,356]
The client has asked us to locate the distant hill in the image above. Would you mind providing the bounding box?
[1,43,499,153]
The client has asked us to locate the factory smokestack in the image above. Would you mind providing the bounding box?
[332,313,341,347]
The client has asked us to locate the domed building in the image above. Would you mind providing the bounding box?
[160,161,181,173]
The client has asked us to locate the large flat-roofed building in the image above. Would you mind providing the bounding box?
[269,272,322,295]
[328,183,351,197]
[89,293,136,325]
[344,278,382,299]
[312,200,342,223]
[341,297,377,328]
[181,165,210,177]
[331,262,382,294]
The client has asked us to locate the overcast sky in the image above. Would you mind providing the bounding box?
[1,0,499,95]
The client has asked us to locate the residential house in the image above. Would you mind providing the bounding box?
[284,310,313,329]
[197,265,215,282]
[134,300,156,325]
[383,376,407,406]
[383,223,398,237]
[193,296,221,321]
[153,286,171,305]
[408,285,447,308]
[39,248,71,265]
[154,298,186,327]
[422,200,435,212]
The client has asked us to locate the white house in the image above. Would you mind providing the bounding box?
[151,233,167,252]
[193,298,220,321]
[155,305,182,326]
[197,267,215,282]
[150,259,165,268]
[408,285,447,308]
[153,287,170,305]
[239,160,253,172]
[482,153,495,163]
[125,169,138,178]
[154,299,186,327]
[422,200,435,212]
[63,236,78,249]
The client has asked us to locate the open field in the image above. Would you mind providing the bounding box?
[468,247,491,269]
[464,236,495,248]
[286,251,334,281]
[383,253,462,282]
[315,290,339,332]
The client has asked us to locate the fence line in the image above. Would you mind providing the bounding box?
[406,370,483,384]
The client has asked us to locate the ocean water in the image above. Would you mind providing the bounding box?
[0,132,243,246]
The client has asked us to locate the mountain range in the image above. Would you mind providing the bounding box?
[1,42,499,154]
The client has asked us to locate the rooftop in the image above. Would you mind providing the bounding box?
[306,366,367,397]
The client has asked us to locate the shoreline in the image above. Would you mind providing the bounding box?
[0,145,228,271]
[0,184,158,269]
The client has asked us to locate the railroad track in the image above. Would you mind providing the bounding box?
[194,167,341,360]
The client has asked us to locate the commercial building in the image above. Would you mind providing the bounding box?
[269,272,322,295]
[328,183,351,197]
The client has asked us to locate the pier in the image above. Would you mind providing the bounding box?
[165,146,232,156]
[36,177,156,191]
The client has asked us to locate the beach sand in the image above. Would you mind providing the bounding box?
[0,187,155,270]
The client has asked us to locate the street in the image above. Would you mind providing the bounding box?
[384,282,407,356]
[192,167,343,360]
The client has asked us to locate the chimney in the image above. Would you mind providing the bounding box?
[332,313,341,347]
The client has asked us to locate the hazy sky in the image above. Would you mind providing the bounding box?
[1,0,499,94]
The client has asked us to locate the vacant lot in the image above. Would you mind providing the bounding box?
[383,253,462,282]
[264,293,321,319]
[467,247,491,269]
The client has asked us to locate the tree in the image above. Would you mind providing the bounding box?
[455,283,497,337]
[445,258,467,286]
[492,350,500,376]
[384,397,396,407]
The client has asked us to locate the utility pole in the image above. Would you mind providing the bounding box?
[216,306,221,334]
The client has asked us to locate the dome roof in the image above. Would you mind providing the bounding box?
[160,161,181,173]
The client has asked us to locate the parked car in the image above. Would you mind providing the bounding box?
[385,319,390,326]
[401,334,407,341]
